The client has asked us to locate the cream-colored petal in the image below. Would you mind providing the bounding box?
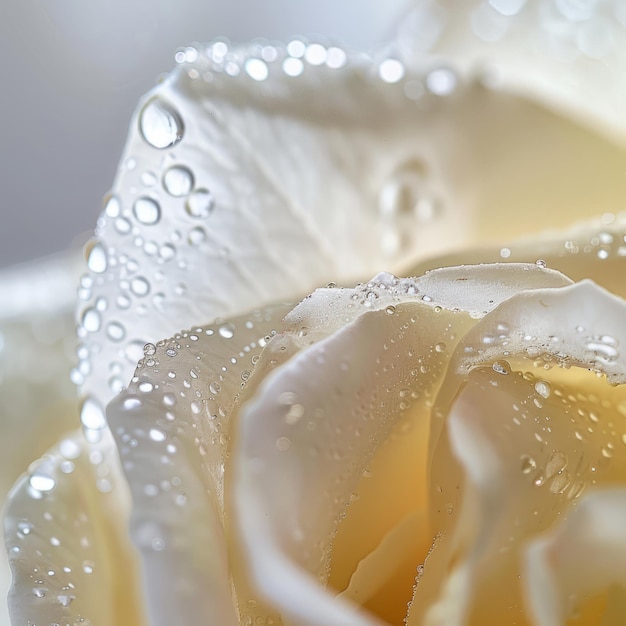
[453,279,626,384]
[409,278,626,625]
[398,0,626,140]
[232,264,573,624]
[410,213,626,299]
[3,431,145,625]
[77,40,626,422]
[525,488,626,626]
[0,252,83,624]
[106,304,293,625]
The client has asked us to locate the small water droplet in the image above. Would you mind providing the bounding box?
[130,276,151,297]
[139,97,184,149]
[185,189,214,219]
[534,380,551,399]
[144,343,156,356]
[535,259,547,269]
[86,240,108,274]
[245,58,269,81]
[378,58,405,83]
[80,396,107,430]
[149,428,166,442]
[520,455,537,474]
[163,165,194,197]
[81,308,101,333]
[106,321,126,342]
[218,324,235,339]
[133,197,161,225]
[29,473,56,493]
[492,360,511,375]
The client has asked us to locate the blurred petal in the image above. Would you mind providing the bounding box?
[0,252,83,624]
[398,0,626,140]
[233,265,571,624]
[411,213,626,298]
[106,304,292,625]
[525,489,626,626]
[4,432,146,625]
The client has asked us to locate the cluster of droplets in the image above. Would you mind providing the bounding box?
[487,365,626,501]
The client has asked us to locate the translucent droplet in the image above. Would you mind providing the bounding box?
[546,451,568,478]
[106,321,126,342]
[218,324,234,339]
[29,473,56,493]
[149,428,166,442]
[133,197,161,225]
[188,227,207,246]
[80,397,107,430]
[534,380,552,398]
[378,58,405,84]
[426,68,457,95]
[144,343,156,356]
[492,360,511,375]
[131,276,150,297]
[520,455,537,474]
[159,243,176,261]
[86,240,108,274]
[245,58,269,81]
[104,195,121,218]
[283,57,304,77]
[81,308,101,333]
[139,97,184,149]
[163,165,194,197]
[185,189,214,219]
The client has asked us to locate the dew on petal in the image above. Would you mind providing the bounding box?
[185,189,214,219]
[163,165,195,197]
[139,97,184,149]
[133,197,161,225]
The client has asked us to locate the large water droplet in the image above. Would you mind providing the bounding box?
[139,97,184,149]
[163,165,194,197]
[131,276,151,297]
[185,189,214,219]
[133,197,161,225]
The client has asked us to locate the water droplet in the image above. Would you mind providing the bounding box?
[106,321,126,342]
[133,197,161,225]
[534,380,551,399]
[492,360,511,375]
[218,324,235,339]
[276,436,291,451]
[188,226,207,246]
[378,58,405,83]
[159,243,176,261]
[144,343,156,356]
[185,189,214,219]
[435,342,446,353]
[81,308,101,333]
[162,165,194,197]
[104,195,121,218]
[130,276,150,297]
[80,396,107,430]
[139,97,184,149]
[385,305,396,315]
[86,241,108,274]
[546,451,568,478]
[426,68,457,95]
[283,57,304,77]
[245,58,269,81]
[535,259,547,269]
[149,428,166,442]
[29,473,55,493]
[139,381,154,393]
[520,455,537,474]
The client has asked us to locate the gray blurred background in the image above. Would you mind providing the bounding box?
[0,0,407,270]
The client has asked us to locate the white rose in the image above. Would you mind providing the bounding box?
[5,2,626,624]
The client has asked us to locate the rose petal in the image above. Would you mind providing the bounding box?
[410,213,626,299]
[408,279,626,624]
[106,304,293,625]
[399,0,626,139]
[0,252,83,623]
[525,488,626,626]
[77,40,626,419]
[3,431,146,625]
[232,264,572,624]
